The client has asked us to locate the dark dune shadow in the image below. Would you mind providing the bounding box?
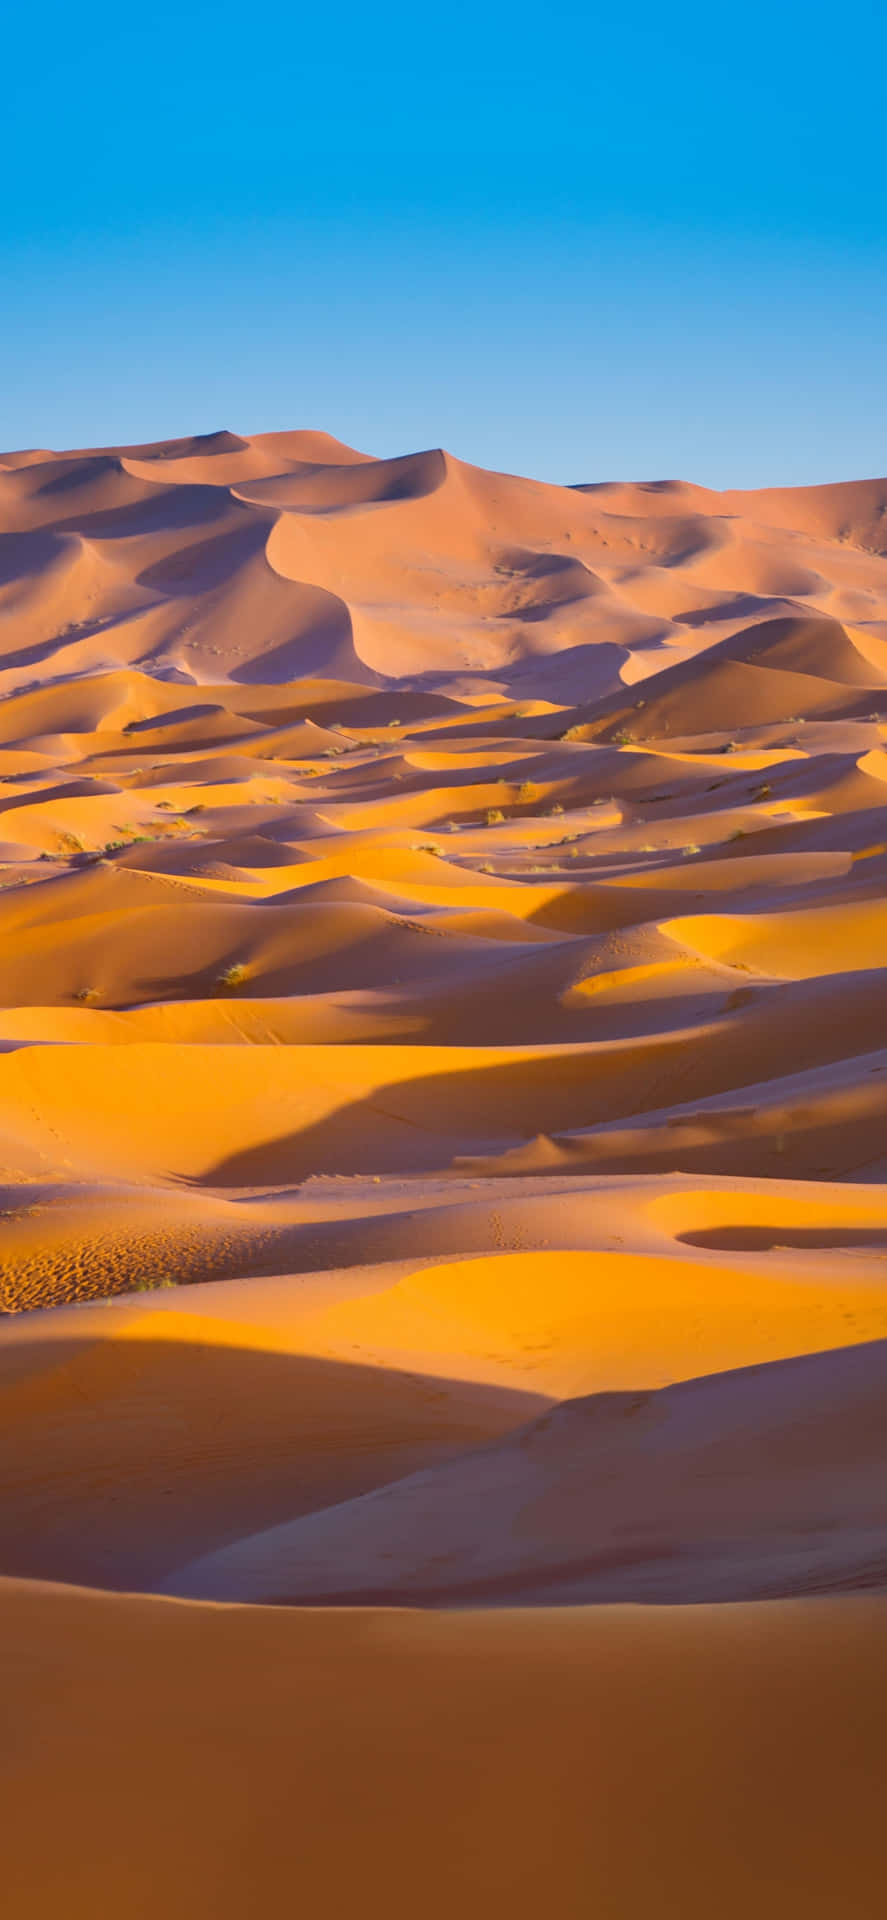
[0,776,115,815]
[0,526,67,586]
[232,447,447,513]
[198,974,887,1186]
[680,1226,887,1252]
[239,1337,887,1610]
[128,902,491,1006]
[201,1049,611,1185]
[53,482,237,541]
[0,1335,545,1592]
[0,609,146,677]
[230,581,359,685]
[31,452,124,495]
[717,803,887,860]
[123,702,233,734]
[679,592,801,628]
[122,429,248,460]
[136,514,271,593]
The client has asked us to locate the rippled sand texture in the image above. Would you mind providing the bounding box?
[1,429,886,1915]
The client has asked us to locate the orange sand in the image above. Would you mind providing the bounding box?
[2,1582,886,1920]
[1,428,886,1909]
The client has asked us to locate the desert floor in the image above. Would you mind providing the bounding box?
[1,428,886,1913]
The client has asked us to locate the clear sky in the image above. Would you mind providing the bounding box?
[3,0,885,486]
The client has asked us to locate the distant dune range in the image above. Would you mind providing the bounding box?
[1,429,886,1914]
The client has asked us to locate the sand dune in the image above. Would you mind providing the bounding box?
[163,1337,887,1605]
[0,1582,883,1919]
[1,429,886,1910]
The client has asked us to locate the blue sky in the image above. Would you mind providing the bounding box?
[3,0,885,485]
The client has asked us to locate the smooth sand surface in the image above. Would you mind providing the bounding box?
[3,1581,887,1920]
[2,430,886,1908]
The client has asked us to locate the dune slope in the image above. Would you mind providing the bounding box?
[2,1581,886,1920]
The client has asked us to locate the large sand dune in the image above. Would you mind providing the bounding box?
[1,428,886,1911]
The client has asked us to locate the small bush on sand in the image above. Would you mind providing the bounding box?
[218,962,248,989]
[485,807,505,825]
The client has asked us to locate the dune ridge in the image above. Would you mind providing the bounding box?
[1,428,886,1912]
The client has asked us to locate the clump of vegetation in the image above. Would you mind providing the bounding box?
[218,962,248,990]
[486,807,505,825]
[681,843,702,857]
[548,802,564,815]
[477,861,494,873]
[133,1276,177,1293]
[560,724,586,742]
[613,728,635,746]
[516,781,537,804]
[58,832,84,854]
[754,783,772,799]
[414,844,441,856]
[728,828,746,842]
[73,986,99,1002]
